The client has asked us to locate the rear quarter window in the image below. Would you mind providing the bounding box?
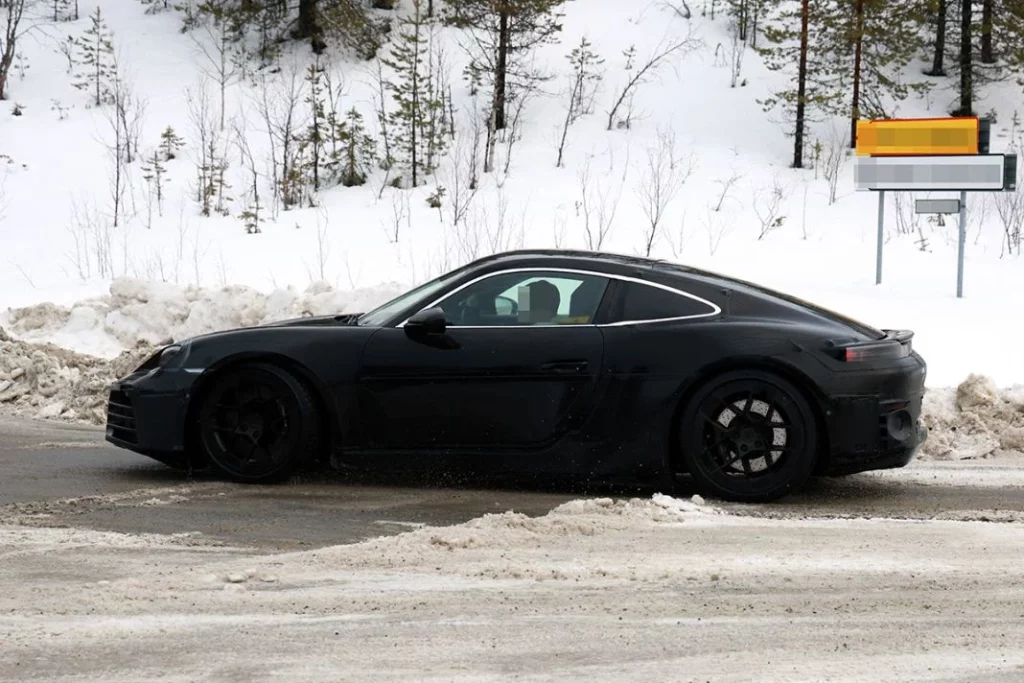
[618,282,718,322]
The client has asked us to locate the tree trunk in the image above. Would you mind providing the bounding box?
[494,9,510,130]
[793,0,809,168]
[928,0,947,76]
[981,0,994,63]
[956,0,973,115]
[850,0,864,149]
[751,0,760,48]
[296,0,326,53]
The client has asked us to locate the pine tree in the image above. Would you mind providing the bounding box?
[140,148,167,216]
[300,58,328,192]
[925,0,949,76]
[758,0,843,168]
[954,0,974,115]
[829,0,930,147]
[159,125,185,160]
[442,0,567,130]
[339,107,378,187]
[381,0,446,187]
[556,35,603,167]
[239,204,264,234]
[72,6,117,106]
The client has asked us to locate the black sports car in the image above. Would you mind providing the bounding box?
[105,249,927,503]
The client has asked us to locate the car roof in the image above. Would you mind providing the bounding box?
[464,249,726,285]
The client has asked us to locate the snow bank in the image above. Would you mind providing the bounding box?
[0,277,405,359]
[198,494,723,586]
[918,374,1024,460]
[0,326,156,423]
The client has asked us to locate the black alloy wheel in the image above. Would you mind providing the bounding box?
[195,362,322,483]
[678,369,819,503]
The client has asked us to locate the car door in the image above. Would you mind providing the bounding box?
[585,276,723,449]
[356,269,612,453]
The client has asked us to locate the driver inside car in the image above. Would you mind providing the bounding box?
[521,279,561,324]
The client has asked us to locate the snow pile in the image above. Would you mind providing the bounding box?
[0,277,405,359]
[208,494,723,585]
[919,374,1024,461]
[0,326,156,423]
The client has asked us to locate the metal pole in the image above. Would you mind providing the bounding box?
[957,190,967,298]
[876,190,885,284]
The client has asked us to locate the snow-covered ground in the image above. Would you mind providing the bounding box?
[2,493,1024,682]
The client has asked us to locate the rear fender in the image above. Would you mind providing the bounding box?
[665,354,831,475]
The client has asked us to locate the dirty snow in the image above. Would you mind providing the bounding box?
[2,493,1023,682]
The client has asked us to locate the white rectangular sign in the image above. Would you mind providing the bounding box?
[914,198,961,214]
[855,155,1005,191]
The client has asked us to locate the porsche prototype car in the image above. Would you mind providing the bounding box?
[105,249,927,503]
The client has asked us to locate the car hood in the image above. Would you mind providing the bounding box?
[260,313,364,327]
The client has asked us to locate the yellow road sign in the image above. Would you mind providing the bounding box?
[855,117,979,156]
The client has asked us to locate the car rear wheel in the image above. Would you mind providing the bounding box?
[195,362,322,484]
[678,369,819,503]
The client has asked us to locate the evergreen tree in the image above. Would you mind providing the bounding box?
[140,148,167,216]
[300,59,328,192]
[954,0,974,115]
[828,0,930,147]
[381,0,447,187]
[442,0,567,130]
[758,0,842,168]
[159,125,185,161]
[72,6,116,106]
[338,107,378,187]
[925,0,949,76]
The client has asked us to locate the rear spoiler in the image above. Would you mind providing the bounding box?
[830,329,913,362]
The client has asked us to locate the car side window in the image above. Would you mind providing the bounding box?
[432,271,610,327]
[613,281,718,323]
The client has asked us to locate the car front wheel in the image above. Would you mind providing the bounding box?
[195,362,322,484]
[678,369,819,503]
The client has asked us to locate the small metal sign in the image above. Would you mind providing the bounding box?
[915,198,961,214]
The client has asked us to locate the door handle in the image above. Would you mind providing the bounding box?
[542,360,588,373]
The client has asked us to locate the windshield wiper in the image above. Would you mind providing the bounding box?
[333,313,363,325]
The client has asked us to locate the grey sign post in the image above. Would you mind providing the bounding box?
[875,191,885,285]
[911,197,967,295]
[958,191,967,297]
[855,153,1016,298]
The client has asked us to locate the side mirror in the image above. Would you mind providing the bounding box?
[404,307,447,336]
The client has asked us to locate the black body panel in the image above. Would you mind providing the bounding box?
[105,249,928,487]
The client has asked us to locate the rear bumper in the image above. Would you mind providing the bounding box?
[105,368,193,467]
[818,352,928,477]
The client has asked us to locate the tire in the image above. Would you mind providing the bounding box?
[677,369,819,503]
[194,362,322,484]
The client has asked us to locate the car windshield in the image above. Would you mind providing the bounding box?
[356,267,467,327]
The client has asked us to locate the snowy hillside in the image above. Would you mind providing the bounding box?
[3,0,1024,393]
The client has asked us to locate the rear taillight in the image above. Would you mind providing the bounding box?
[839,340,910,362]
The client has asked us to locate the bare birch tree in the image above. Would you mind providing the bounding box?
[635,128,694,256]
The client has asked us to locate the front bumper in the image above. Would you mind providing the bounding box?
[105,367,195,467]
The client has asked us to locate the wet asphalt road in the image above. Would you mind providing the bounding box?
[2,415,1023,551]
